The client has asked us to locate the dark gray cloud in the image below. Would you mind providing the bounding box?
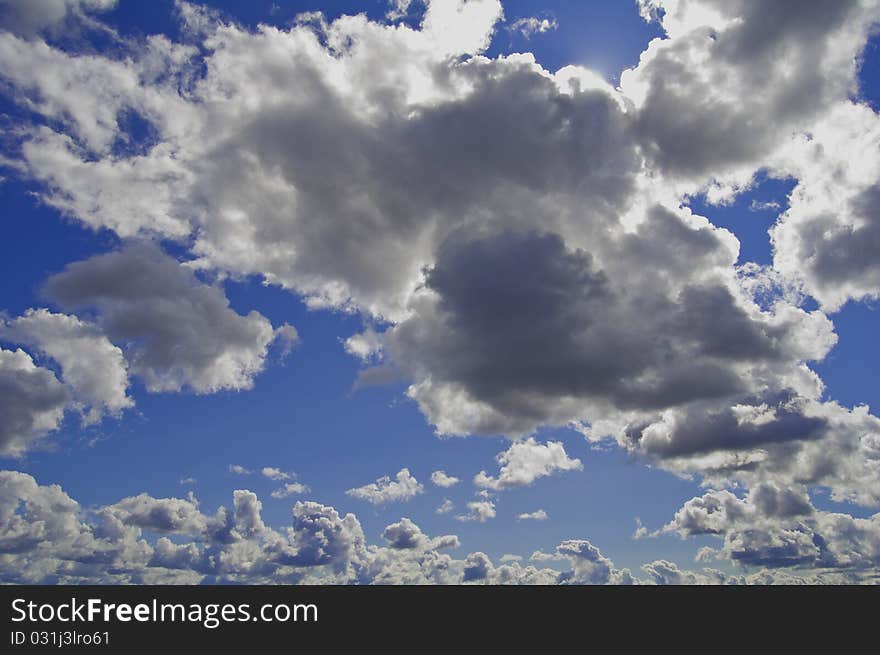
[44,243,292,394]
[631,392,828,459]
[0,348,69,457]
[386,226,830,435]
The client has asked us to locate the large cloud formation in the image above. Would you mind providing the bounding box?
[1,0,880,581]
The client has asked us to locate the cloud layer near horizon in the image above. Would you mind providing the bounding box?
[3,469,876,585]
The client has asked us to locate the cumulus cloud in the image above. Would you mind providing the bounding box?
[43,244,293,394]
[282,501,365,572]
[270,483,310,499]
[381,517,459,551]
[382,518,429,549]
[0,348,69,457]
[0,3,632,320]
[771,103,880,310]
[343,328,384,362]
[455,500,496,523]
[640,560,732,586]
[625,0,879,186]
[475,438,582,490]
[0,309,136,453]
[517,509,548,521]
[0,470,96,562]
[556,540,634,585]
[107,492,209,535]
[388,223,836,439]
[386,0,415,22]
[436,499,454,515]
[430,470,460,488]
[228,465,251,476]
[346,469,424,505]
[261,467,292,482]
[659,483,880,572]
[1,308,132,423]
[4,470,878,584]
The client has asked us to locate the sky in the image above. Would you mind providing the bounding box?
[1,0,880,585]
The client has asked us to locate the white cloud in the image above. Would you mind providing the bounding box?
[343,327,384,362]
[380,517,459,551]
[261,467,292,482]
[0,348,69,457]
[228,465,251,476]
[640,560,731,585]
[509,15,558,39]
[749,199,781,212]
[382,518,428,549]
[623,0,879,187]
[346,468,424,505]
[530,549,565,563]
[270,482,310,499]
[556,540,634,585]
[455,500,496,523]
[107,492,211,535]
[430,470,460,488]
[475,439,582,490]
[658,483,880,572]
[1,308,132,423]
[517,509,548,521]
[770,102,880,310]
[436,499,454,515]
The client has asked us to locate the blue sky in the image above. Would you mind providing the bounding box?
[2,0,880,584]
